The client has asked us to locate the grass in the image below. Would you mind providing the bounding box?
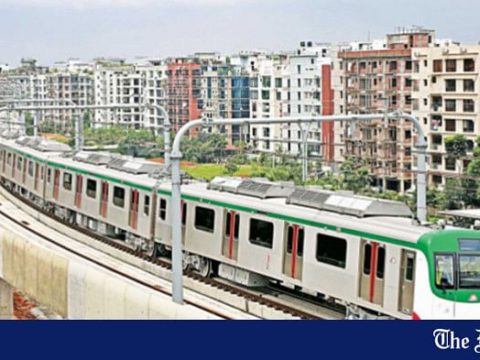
[183,163,260,180]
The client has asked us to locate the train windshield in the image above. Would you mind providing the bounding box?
[459,255,480,289]
[435,254,455,289]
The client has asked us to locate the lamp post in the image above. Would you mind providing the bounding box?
[168,111,427,304]
[144,102,171,169]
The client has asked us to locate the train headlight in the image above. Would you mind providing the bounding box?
[469,294,478,302]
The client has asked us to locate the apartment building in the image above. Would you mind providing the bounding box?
[335,28,435,192]
[166,58,202,135]
[412,44,480,187]
[200,61,250,145]
[248,53,290,153]
[94,58,167,132]
[283,41,332,161]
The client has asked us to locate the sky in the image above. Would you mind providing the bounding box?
[0,0,479,66]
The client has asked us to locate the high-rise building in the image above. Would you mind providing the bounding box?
[94,58,167,132]
[166,58,202,135]
[248,52,290,153]
[334,28,435,192]
[284,42,332,162]
[412,43,479,187]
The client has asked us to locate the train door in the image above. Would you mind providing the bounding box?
[283,224,304,280]
[398,250,416,314]
[53,169,60,200]
[100,181,109,217]
[129,189,139,230]
[2,151,5,174]
[223,210,239,260]
[181,200,187,245]
[359,240,385,306]
[75,174,83,208]
[22,159,27,183]
[34,163,39,191]
[12,154,16,177]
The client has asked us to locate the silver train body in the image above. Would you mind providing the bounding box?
[0,136,453,319]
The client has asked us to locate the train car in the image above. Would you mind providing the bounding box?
[1,135,480,319]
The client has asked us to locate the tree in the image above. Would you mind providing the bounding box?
[181,133,227,163]
[339,156,372,193]
[24,112,34,136]
[223,159,239,176]
[445,134,468,174]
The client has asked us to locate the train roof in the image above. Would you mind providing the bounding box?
[0,136,431,245]
[168,180,429,245]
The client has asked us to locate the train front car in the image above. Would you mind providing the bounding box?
[413,229,480,319]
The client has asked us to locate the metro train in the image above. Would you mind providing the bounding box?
[0,134,480,319]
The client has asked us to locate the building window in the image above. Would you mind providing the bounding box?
[261,90,270,100]
[159,198,167,220]
[86,179,97,198]
[445,79,456,92]
[464,59,475,72]
[262,76,271,88]
[446,59,457,72]
[445,99,456,112]
[464,79,475,92]
[286,226,304,256]
[445,157,456,171]
[194,206,215,233]
[113,186,125,208]
[464,99,475,112]
[249,218,274,249]
[433,60,443,72]
[144,195,150,216]
[316,233,347,268]
[225,212,240,239]
[463,120,474,133]
[63,172,72,191]
[275,78,282,88]
[445,119,456,132]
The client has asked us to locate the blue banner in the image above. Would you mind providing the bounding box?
[1,321,480,359]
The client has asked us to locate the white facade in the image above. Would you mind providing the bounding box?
[412,44,480,187]
[248,53,289,153]
[284,42,330,156]
[94,59,167,132]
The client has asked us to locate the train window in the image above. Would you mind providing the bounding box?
[63,172,72,191]
[286,226,304,256]
[47,168,52,183]
[40,166,44,180]
[28,161,34,177]
[159,198,167,220]
[405,256,414,282]
[363,243,371,275]
[195,206,215,233]
[435,254,455,289]
[144,195,150,216]
[316,233,347,268]
[225,212,240,240]
[376,247,386,279]
[17,157,22,171]
[113,186,125,208]
[7,153,11,165]
[459,255,480,289]
[86,179,97,198]
[249,218,274,249]
[182,202,187,226]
